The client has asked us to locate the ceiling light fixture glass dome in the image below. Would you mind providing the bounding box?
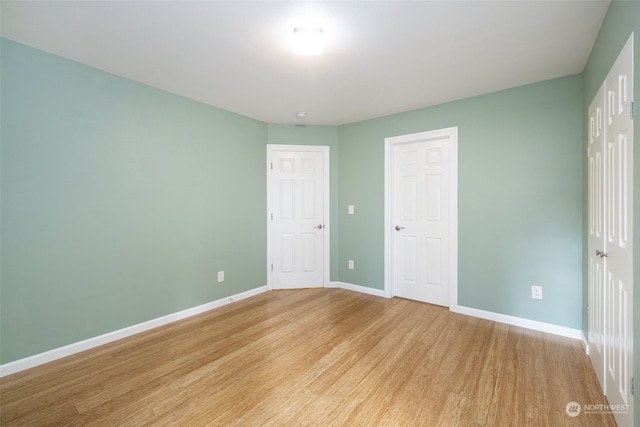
[292,27,324,55]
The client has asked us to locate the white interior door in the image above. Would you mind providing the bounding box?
[588,83,606,390]
[386,128,457,306]
[587,33,634,427]
[603,34,634,427]
[267,145,329,289]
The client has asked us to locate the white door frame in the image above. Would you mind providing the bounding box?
[266,144,330,290]
[383,128,458,309]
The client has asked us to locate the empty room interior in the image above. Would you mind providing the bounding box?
[1,0,640,426]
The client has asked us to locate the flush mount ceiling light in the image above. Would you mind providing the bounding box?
[296,112,308,119]
[292,27,324,55]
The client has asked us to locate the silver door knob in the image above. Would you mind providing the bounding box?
[314,224,324,230]
[395,226,405,231]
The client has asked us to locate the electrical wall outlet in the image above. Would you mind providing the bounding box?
[348,205,355,215]
[531,285,542,299]
[348,260,354,270]
[218,271,225,282]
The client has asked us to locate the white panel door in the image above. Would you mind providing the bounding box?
[269,148,326,289]
[588,83,607,390]
[391,130,453,306]
[587,34,634,427]
[603,34,634,427]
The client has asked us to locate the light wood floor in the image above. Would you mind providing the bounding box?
[1,289,616,426]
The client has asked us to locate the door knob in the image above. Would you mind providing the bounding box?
[395,226,405,231]
[314,224,324,230]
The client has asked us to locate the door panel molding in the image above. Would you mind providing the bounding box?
[383,127,458,308]
[267,144,330,290]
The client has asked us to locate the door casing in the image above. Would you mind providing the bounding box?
[383,128,458,308]
[266,144,330,290]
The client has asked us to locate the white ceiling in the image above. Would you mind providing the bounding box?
[1,1,610,126]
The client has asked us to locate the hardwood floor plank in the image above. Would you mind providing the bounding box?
[0,289,617,426]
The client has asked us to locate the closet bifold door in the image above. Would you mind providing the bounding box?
[588,83,606,392]
[587,33,634,427]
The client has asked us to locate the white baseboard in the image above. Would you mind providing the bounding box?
[328,281,387,298]
[0,285,269,378]
[454,305,584,340]
[2,285,586,377]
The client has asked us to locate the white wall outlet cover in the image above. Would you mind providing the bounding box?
[531,285,542,299]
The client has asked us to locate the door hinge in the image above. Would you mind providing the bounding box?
[270,162,273,170]
[270,213,273,220]
[271,264,274,272]
[632,377,635,395]
[631,101,635,120]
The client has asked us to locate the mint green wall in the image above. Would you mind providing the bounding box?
[0,39,268,363]
[581,1,640,425]
[267,124,340,280]
[0,36,591,364]
[338,75,584,329]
